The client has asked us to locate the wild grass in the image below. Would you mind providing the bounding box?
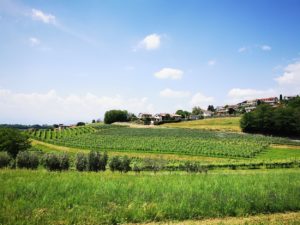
[1,169,299,224]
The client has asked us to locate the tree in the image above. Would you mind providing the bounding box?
[76,153,88,171]
[121,156,131,173]
[92,119,96,123]
[104,110,129,124]
[207,105,215,112]
[76,122,85,126]
[192,106,203,116]
[0,128,31,158]
[175,110,191,118]
[109,156,122,172]
[88,151,101,172]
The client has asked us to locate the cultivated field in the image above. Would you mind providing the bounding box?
[27,124,299,159]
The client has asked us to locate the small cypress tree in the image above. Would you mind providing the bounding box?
[76,153,88,171]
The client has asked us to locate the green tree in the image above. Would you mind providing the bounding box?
[192,106,203,116]
[0,128,31,158]
[104,110,129,124]
[207,105,215,112]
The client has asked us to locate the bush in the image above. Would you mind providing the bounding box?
[60,153,70,170]
[121,156,131,173]
[109,156,131,172]
[100,152,108,171]
[88,151,101,172]
[0,128,31,158]
[43,154,62,171]
[109,156,122,172]
[0,152,11,168]
[104,110,128,124]
[76,153,88,171]
[16,151,39,169]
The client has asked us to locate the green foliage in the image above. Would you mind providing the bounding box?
[121,156,131,173]
[16,151,39,169]
[0,152,11,168]
[0,128,31,158]
[43,153,69,171]
[88,151,101,172]
[60,153,70,170]
[104,110,128,124]
[192,106,203,115]
[76,153,88,171]
[109,156,122,172]
[76,122,85,126]
[241,97,300,137]
[207,105,215,112]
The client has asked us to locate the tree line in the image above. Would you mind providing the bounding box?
[240,97,300,137]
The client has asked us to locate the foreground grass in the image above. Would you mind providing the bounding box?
[161,117,241,132]
[1,169,299,224]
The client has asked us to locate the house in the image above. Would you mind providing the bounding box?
[215,106,229,116]
[154,113,170,122]
[138,113,153,120]
[170,114,182,121]
[258,97,278,105]
[284,95,299,101]
[189,114,202,120]
[202,110,213,118]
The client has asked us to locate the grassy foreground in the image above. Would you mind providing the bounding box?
[1,169,300,224]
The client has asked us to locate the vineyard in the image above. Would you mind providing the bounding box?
[26,125,293,158]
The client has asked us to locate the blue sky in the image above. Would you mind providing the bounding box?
[0,0,300,124]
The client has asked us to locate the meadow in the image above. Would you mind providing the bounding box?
[1,169,300,225]
[161,117,242,132]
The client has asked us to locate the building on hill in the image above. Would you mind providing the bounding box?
[202,110,213,118]
[257,97,278,105]
[138,113,153,120]
[284,95,299,101]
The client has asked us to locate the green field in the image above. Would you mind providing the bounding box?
[1,169,300,225]
[161,117,242,132]
[27,124,299,159]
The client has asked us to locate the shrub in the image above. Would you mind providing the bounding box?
[132,164,141,173]
[109,156,131,172]
[121,156,131,173]
[100,152,108,171]
[0,152,11,168]
[60,153,70,170]
[109,156,122,172]
[16,151,39,169]
[88,151,101,172]
[76,153,88,171]
[43,154,61,171]
[0,128,31,158]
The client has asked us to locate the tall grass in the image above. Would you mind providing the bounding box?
[0,169,300,224]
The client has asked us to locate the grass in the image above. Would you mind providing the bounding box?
[161,117,241,132]
[257,145,300,160]
[1,169,300,224]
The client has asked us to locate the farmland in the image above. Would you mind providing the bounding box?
[26,124,298,159]
[161,117,241,132]
[1,169,300,225]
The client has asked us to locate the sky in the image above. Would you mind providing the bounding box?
[0,0,300,124]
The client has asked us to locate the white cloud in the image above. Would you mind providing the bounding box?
[160,88,190,98]
[31,8,56,24]
[154,68,183,80]
[29,37,40,46]
[138,33,161,50]
[238,47,248,53]
[0,89,154,124]
[227,88,277,102]
[208,60,216,66]
[190,92,214,108]
[261,45,272,51]
[275,61,300,86]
